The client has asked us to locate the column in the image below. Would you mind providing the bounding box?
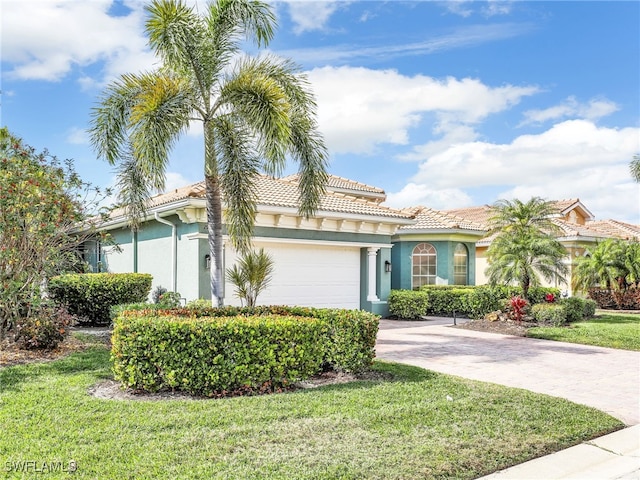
[367,247,380,301]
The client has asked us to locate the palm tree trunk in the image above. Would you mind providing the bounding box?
[204,121,224,307]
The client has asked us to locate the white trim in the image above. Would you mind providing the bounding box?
[184,232,393,249]
[366,247,380,302]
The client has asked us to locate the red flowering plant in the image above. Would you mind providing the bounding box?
[545,292,556,303]
[508,295,529,322]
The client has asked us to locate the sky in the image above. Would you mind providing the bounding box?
[1,0,639,223]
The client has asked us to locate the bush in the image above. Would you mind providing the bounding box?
[583,299,597,318]
[560,297,586,323]
[152,286,168,304]
[388,290,429,319]
[421,287,471,316]
[49,273,152,326]
[466,286,508,319]
[14,304,77,350]
[186,298,212,309]
[527,287,562,305]
[507,296,529,322]
[531,303,567,326]
[157,291,182,308]
[588,287,640,310]
[112,315,327,396]
[113,306,380,391]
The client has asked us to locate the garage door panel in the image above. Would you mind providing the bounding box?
[225,243,360,309]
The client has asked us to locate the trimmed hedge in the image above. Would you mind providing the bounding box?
[112,306,379,395]
[531,303,567,326]
[388,286,561,320]
[588,287,640,310]
[388,290,429,319]
[49,273,152,325]
[560,297,587,323]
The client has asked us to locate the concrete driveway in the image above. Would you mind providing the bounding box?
[376,318,640,425]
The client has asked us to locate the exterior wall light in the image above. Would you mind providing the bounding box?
[384,260,392,273]
[204,254,211,269]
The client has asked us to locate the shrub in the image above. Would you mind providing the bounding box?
[421,287,471,316]
[507,296,529,322]
[157,291,182,308]
[588,287,640,310]
[13,304,77,350]
[111,315,327,396]
[388,290,429,319]
[560,297,586,323]
[186,298,212,309]
[152,286,168,304]
[114,306,379,381]
[466,286,507,319]
[49,273,152,325]
[531,303,567,326]
[583,299,597,318]
[527,287,562,305]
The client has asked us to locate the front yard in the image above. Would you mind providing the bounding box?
[0,339,623,479]
[528,313,640,351]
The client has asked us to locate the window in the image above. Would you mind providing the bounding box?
[453,243,468,285]
[412,243,437,289]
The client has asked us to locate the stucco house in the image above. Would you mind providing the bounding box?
[84,174,415,315]
[445,199,640,295]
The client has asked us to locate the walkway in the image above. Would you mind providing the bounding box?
[376,318,639,425]
[376,318,640,479]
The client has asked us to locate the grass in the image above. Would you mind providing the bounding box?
[0,343,623,479]
[528,313,640,351]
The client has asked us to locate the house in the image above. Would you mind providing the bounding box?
[444,199,640,295]
[84,174,415,316]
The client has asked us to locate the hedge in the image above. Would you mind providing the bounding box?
[531,303,567,326]
[49,273,152,325]
[112,306,379,395]
[588,287,640,310]
[388,286,562,319]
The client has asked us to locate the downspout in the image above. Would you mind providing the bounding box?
[154,213,177,292]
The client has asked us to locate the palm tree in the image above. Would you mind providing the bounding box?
[573,238,635,292]
[226,248,274,307]
[485,197,568,299]
[631,155,640,183]
[89,0,328,306]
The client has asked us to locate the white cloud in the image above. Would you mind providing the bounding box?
[404,120,640,222]
[520,96,619,126]
[306,65,538,155]
[385,183,473,210]
[66,127,89,145]
[285,1,343,34]
[1,0,150,82]
[162,171,196,193]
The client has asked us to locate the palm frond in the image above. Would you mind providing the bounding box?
[631,154,640,183]
[114,146,155,231]
[214,115,260,253]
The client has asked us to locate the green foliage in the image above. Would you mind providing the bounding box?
[420,287,470,315]
[13,304,77,350]
[49,273,152,325]
[89,0,328,307]
[112,315,326,395]
[486,197,568,298]
[531,303,567,327]
[388,290,429,319]
[112,304,379,388]
[186,298,213,309]
[574,239,640,293]
[157,291,182,308]
[152,285,168,304]
[583,299,597,318]
[0,128,109,337]
[560,297,586,323]
[226,248,274,307]
[527,287,562,305]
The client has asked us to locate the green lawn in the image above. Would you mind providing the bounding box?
[528,313,640,351]
[0,344,622,480]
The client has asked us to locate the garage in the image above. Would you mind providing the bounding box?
[224,241,361,309]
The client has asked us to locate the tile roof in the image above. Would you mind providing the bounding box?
[398,206,486,232]
[283,173,385,195]
[584,219,640,240]
[108,174,412,222]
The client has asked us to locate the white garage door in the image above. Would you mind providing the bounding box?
[225,242,361,309]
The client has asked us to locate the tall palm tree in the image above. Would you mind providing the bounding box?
[89,0,328,306]
[485,197,568,299]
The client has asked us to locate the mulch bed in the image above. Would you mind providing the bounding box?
[0,335,93,368]
[455,318,536,337]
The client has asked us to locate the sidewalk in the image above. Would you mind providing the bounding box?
[478,425,640,479]
[376,318,640,479]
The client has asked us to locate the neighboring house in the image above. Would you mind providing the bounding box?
[445,199,640,295]
[390,207,486,290]
[85,174,414,315]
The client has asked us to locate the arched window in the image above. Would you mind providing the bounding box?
[412,243,436,289]
[453,243,468,285]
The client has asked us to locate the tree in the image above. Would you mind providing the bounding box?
[0,128,108,337]
[226,248,274,307]
[485,197,568,299]
[573,238,640,292]
[631,154,640,183]
[89,0,328,307]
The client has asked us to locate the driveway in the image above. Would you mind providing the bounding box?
[376,318,640,425]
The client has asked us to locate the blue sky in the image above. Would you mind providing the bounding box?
[2,0,639,223]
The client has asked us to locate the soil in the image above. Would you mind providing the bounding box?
[0,334,98,368]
